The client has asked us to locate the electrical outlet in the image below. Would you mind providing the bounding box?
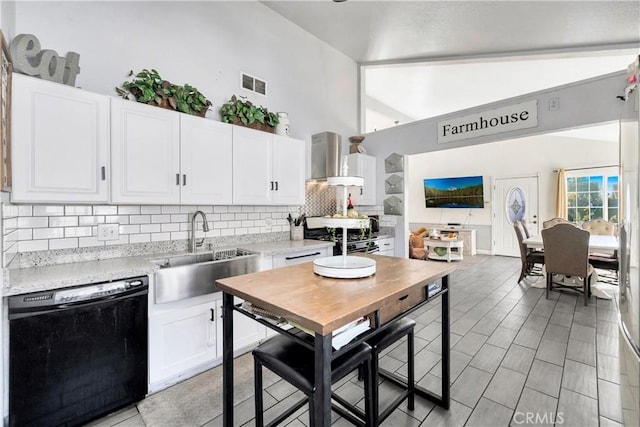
[549,97,559,111]
[97,223,119,241]
[264,218,273,228]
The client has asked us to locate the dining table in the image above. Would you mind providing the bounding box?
[522,233,619,251]
[216,254,456,427]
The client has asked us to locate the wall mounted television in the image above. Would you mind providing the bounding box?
[424,175,484,208]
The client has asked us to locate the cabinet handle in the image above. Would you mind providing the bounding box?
[176,173,180,185]
[275,181,279,191]
[270,181,274,191]
[398,295,409,301]
[360,188,363,195]
[285,252,321,260]
[101,166,106,181]
[183,174,186,186]
[210,308,215,322]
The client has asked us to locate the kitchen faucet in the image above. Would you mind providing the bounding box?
[190,210,210,252]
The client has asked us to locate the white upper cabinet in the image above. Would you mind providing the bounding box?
[272,134,305,205]
[180,115,233,205]
[111,98,181,204]
[12,74,110,203]
[232,126,305,205]
[347,153,376,206]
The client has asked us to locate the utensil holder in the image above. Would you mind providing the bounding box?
[290,225,303,241]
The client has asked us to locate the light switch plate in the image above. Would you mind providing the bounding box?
[97,223,119,241]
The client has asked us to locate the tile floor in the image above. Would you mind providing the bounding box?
[88,255,623,427]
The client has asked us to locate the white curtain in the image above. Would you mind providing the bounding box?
[555,168,568,219]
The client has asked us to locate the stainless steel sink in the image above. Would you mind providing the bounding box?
[152,248,260,304]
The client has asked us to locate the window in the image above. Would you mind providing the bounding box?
[567,174,618,223]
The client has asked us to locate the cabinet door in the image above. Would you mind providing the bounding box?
[232,126,272,205]
[180,115,233,205]
[111,99,180,204]
[11,74,109,203]
[347,154,376,206]
[215,299,266,357]
[377,237,395,256]
[148,299,218,384]
[272,135,305,205]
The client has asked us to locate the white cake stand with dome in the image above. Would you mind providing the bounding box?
[312,176,376,279]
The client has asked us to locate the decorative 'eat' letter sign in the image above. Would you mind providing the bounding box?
[9,34,80,86]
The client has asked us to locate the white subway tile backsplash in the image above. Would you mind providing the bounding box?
[4,229,18,242]
[79,236,105,248]
[241,220,255,227]
[79,215,105,226]
[33,205,64,216]
[213,206,228,213]
[105,215,129,224]
[18,217,48,228]
[248,213,260,220]
[228,206,242,213]
[161,223,179,232]
[18,240,49,252]
[3,204,18,217]
[170,231,188,240]
[49,238,79,250]
[141,206,162,214]
[65,205,92,215]
[228,220,242,228]
[105,235,129,246]
[151,214,171,223]
[151,232,171,242]
[64,227,93,238]
[241,206,255,212]
[195,206,213,213]
[161,205,181,214]
[34,227,64,239]
[17,205,33,216]
[18,229,32,240]
[129,233,151,244]
[140,224,161,233]
[221,214,234,221]
[180,205,198,214]
[171,214,189,223]
[235,213,248,221]
[49,216,78,227]
[118,206,141,215]
[119,225,140,234]
[235,228,247,235]
[221,229,235,236]
[94,205,118,215]
[130,215,151,224]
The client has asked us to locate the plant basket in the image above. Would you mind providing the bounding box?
[232,118,275,133]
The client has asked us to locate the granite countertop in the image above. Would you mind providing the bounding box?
[2,239,336,297]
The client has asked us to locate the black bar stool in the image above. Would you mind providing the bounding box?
[253,334,375,427]
[364,318,416,423]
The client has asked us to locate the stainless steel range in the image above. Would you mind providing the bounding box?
[304,215,379,255]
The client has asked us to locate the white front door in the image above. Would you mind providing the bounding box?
[493,175,540,257]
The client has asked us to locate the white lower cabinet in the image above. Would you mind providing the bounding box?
[148,294,266,392]
[272,247,331,268]
[377,237,395,256]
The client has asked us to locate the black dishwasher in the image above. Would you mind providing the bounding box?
[8,276,148,427]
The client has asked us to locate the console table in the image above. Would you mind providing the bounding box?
[428,227,477,256]
[425,238,464,262]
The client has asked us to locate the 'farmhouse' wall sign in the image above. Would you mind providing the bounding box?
[9,34,80,86]
[437,100,538,144]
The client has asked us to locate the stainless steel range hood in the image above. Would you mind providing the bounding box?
[309,131,341,181]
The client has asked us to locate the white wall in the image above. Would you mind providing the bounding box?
[407,133,618,250]
[9,1,358,141]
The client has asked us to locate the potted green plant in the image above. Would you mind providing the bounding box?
[116,69,212,117]
[220,95,279,133]
[115,69,172,108]
[169,83,212,117]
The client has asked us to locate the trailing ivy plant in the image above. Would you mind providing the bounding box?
[116,69,212,117]
[220,95,279,128]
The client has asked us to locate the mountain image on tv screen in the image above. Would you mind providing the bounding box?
[424,175,484,208]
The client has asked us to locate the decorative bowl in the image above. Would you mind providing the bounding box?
[433,247,447,257]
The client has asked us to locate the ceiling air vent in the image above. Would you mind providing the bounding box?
[241,72,267,96]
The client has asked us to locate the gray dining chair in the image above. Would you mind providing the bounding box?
[542,217,570,229]
[514,221,544,283]
[541,223,594,305]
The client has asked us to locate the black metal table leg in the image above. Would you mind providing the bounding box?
[441,274,450,409]
[223,292,234,427]
[313,333,332,427]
